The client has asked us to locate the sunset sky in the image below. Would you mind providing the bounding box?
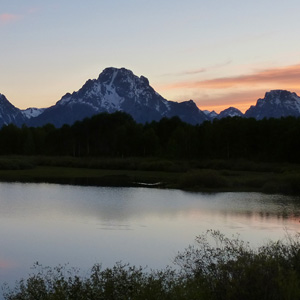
[1,0,300,113]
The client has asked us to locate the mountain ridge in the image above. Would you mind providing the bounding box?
[0,93,26,127]
[1,68,300,127]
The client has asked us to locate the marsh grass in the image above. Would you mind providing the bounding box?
[0,157,35,170]
[0,156,299,194]
[178,170,229,189]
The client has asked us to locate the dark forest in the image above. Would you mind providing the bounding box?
[1,112,300,163]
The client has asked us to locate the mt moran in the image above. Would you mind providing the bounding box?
[28,67,208,128]
[1,67,300,128]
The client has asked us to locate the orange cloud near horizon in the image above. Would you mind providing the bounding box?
[158,63,300,113]
[163,64,300,90]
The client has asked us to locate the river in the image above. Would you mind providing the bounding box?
[0,182,299,290]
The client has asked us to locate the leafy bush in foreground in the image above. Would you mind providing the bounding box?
[174,230,300,300]
[3,231,300,300]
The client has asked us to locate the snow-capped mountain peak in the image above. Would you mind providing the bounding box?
[218,107,243,119]
[29,67,208,127]
[245,90,300,119]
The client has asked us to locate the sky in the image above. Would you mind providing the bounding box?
[1,0,300,113]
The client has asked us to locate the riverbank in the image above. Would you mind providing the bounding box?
[0,156,299,195]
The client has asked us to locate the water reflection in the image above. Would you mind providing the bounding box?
[1,184,299,221]
[0,183,299,291]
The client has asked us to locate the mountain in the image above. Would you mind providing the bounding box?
[203,110,218,120]
[245,90,300,120]
[3,69,300,128]
[29,67,208,127]
[22,107,45,119]
[165,99,209,125]
[0,94,26,127]
[218,107,243,119]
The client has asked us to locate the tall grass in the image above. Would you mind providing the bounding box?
[0,157,35,170]
[0,156,300,194]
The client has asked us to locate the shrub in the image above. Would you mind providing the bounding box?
[3,232,300,300]
[2,263,183,300]
[174,230,300,300]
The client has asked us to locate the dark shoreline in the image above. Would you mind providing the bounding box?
[0,156,299,195]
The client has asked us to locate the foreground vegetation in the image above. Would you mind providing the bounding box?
[3,231,300,300]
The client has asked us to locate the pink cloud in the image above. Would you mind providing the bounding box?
[194,64,300,89]
[0,13,20,25]
[0,258,16,269]
[163,63,300,90]
[157,63,300,113]
[0,8,38,27]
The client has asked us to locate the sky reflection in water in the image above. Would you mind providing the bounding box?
[0,183,299,287]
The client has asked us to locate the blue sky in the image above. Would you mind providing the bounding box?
[1,0,300,112]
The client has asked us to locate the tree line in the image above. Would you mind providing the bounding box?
[0,111,300,163]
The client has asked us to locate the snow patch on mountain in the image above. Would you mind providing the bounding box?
[0,93,26,126]
[27,67,208,127]
[22,107,46,119]
[203,110,218,120]
[218,107,243,119]
[245,90,300,119]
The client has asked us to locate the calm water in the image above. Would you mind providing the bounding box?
[0,182,299,288]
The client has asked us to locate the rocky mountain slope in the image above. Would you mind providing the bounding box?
[245,90,300,119]
[0,94,26,127]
